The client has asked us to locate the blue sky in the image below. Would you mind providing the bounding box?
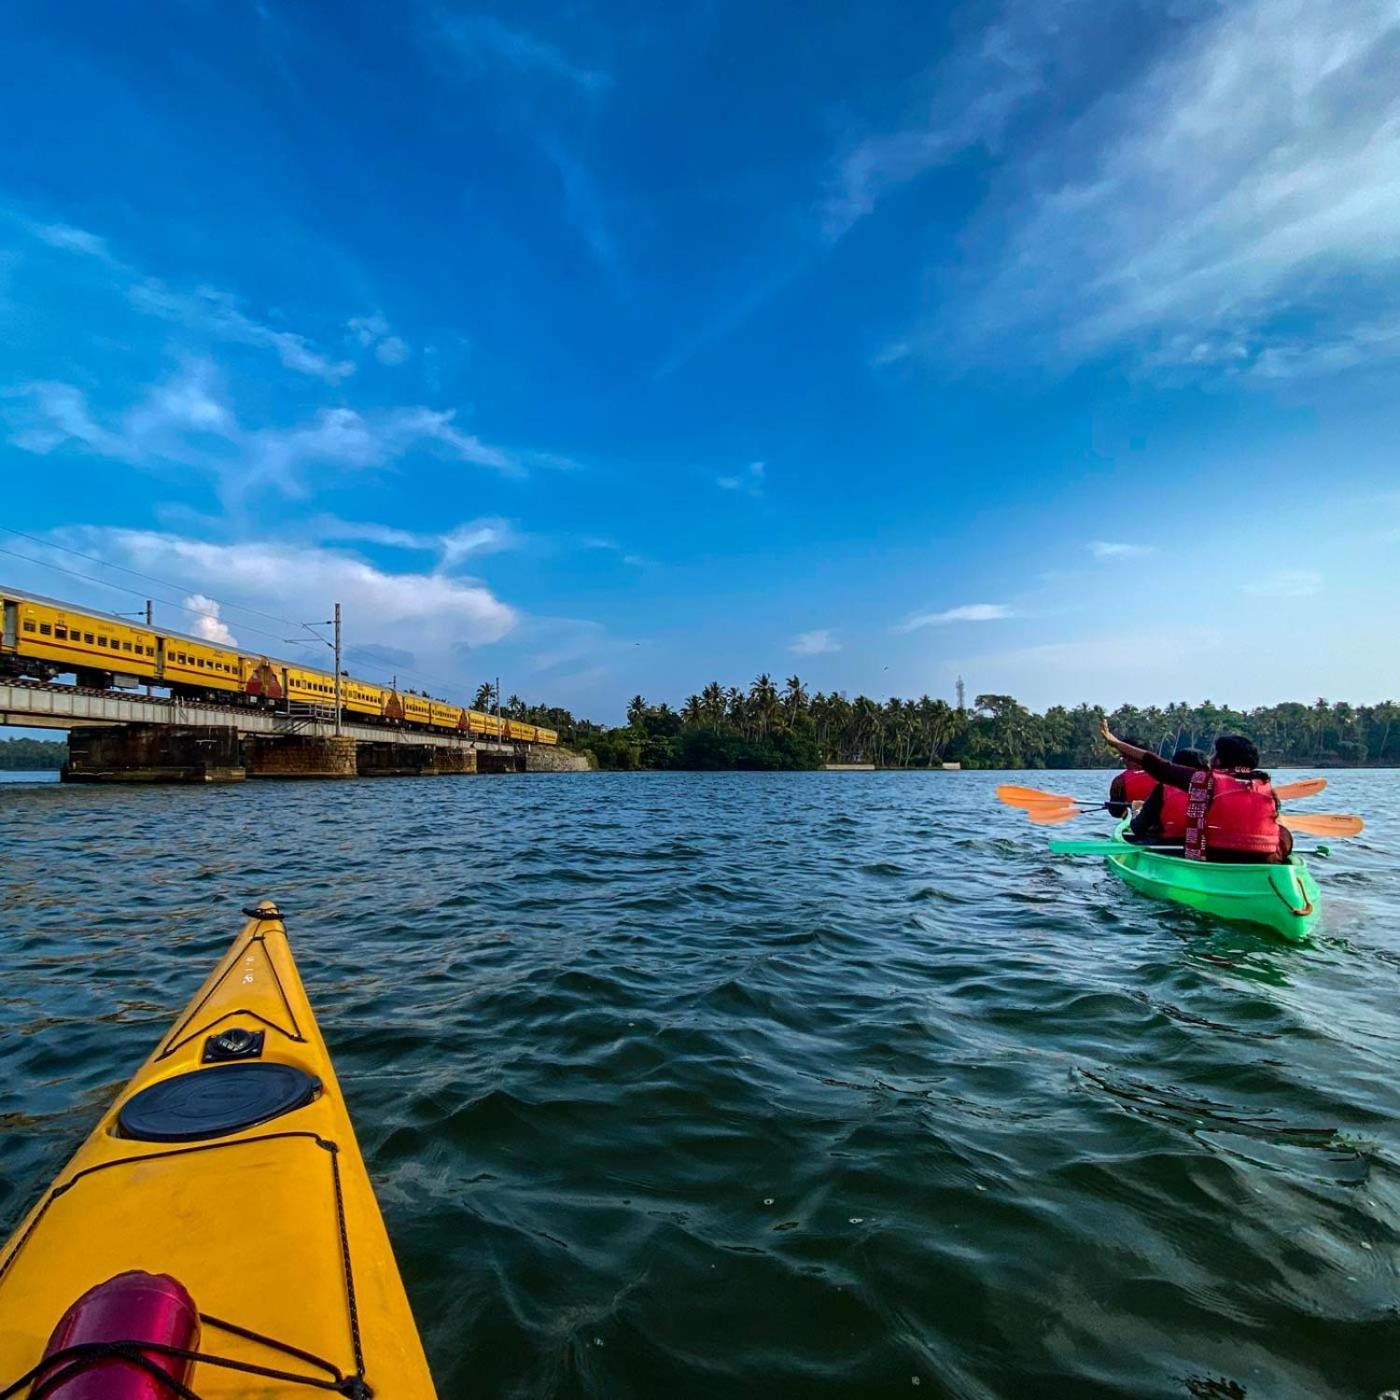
[2,0,1399,722]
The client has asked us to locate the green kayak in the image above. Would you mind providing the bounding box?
[1104,819,1320,941]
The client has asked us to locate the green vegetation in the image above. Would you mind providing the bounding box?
[512,681,1400,772]
[0,736,67,770]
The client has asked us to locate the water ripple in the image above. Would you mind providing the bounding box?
[1,768,1398,1398]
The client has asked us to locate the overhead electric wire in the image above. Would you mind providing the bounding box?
[0,525,304,632]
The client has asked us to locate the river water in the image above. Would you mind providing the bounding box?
[1,770,1396,1398]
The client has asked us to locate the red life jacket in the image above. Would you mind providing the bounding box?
[1184,769,1279,860]
[1159,784,1189,839]
[1118,768,1157,804]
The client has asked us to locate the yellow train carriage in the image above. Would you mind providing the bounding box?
[283,665,340,706]
[505,719,538,743]
[399,693,432,727]
[466,709,503,739]
[3,592,159,683]
[535,727,558,746]
[430,700,464,731]
[160,636,244,695]
[342,677,392,718]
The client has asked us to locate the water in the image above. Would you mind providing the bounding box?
[1,770,1396,1399]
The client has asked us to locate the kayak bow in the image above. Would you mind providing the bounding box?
[0,901,437,1399]
[1102,819,1320,941]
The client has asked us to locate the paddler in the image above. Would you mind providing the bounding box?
[1128,746,1206,846]
[1106,734,1157,818]
[1100,721,1292,863]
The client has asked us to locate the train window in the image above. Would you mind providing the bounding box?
[122,641,133,652]
[22,619,36,632]
[39,623,52,636]
[85,633,94,644]
[55,626,68,639]
[97,636,107,646]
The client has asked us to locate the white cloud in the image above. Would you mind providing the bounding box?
[967,0,1400,374]
[1242,569,1323,598]
[86,528,518,657]
[789,629,842,656]
[717,460,766,496]
[184,593,237,645]
[897,602,1014,632]
[1090,540,1155,559]
[436,14,610,94]
[130,280,354,383]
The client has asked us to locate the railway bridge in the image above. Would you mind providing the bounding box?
[1,680,588,781]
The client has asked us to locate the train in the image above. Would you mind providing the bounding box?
[0,585,557,746]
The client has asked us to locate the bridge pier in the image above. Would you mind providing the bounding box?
[62,724,245,783]
[432,747,477,775]
[356,742,475,776]
[476,748,525,774]
[245,735,357,779]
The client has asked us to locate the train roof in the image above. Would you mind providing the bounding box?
[0,582,342,671]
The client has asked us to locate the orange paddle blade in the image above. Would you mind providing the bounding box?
[1026,804,1087,825]
[996,784,1077,808]
[1281,812,1364,838]
[1275,777,1328,801]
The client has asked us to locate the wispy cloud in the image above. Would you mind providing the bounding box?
[31,221,114,262]
[314,515,521,566]
[131,280,354,384]
[540,136,624,284]
[966,0,1400,375]
[897,602,1013,632]
[1090,540,1155,559]
[822,2,1070,240]
[3,361,522,502]
[18,212,359,384]
[717,460,765,497]
[435,13,609,94]
[789,629,842,656]
[349,313,410,366]
[1242,569,1323,598]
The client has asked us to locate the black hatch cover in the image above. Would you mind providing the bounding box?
[118,1063,320,1142]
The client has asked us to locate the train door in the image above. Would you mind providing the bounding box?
[2,601,15,650]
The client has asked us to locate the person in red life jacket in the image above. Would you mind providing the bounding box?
[1106,735,1157,818]
[1128,746,1206,846]
[1100,721,1293,863]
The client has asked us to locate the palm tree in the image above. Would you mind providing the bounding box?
[749,673,780,737]
[472,682,494,710]
[783,675,808,720]
[681,694,704,727]
[627,695,648,728]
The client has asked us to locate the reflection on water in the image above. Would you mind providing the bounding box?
[1,769,1397,1398]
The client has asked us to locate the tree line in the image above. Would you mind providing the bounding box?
[0,736,66,770]
[503,680,1400,772]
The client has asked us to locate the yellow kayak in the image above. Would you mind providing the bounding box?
[0,901,437,1399]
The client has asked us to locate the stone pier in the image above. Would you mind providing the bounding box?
[525,746,593,772]
[244,735,357,779]
[62,724,245,783]
[432,747,477,774]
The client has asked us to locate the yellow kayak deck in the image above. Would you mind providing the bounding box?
[0,902,437,1399]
